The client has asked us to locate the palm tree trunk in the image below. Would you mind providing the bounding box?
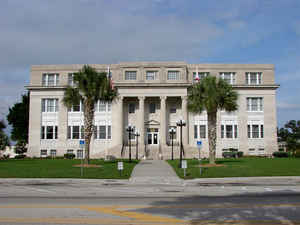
[83,99,94,165]
[207,111,217,164]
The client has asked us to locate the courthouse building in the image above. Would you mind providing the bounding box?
[26,62,279,159]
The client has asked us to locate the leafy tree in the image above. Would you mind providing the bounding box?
[15,139,27,154]
[187,76,238,164]
[7,93,29,142]
[63,65,117,164]
[0,120,10,151]
[278,120,300,155]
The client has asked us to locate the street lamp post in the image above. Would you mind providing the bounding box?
[135,130,140,160]
[126,125,135,162]
[169,127,176,160]
[176,119,186,168]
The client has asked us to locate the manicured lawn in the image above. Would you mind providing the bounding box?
[167,158,300,179]
[0,158,139,179]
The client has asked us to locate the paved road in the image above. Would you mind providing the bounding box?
[1,160,300,224]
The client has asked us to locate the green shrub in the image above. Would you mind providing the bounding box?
[294,150,300,158]
[14,154,26,159]
[272,151,289,158]
[64,153,75,159]
[237,151,244,158]
[222,151,236,158]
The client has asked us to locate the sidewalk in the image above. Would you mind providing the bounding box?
[129,160,182,184]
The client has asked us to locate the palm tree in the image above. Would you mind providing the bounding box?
[187,76,238,164]
[63,65,117,164]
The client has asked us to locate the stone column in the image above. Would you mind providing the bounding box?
[181,96,189,145]
[112,96,123,145]
[160,96,167,146]
[138,96,145,146]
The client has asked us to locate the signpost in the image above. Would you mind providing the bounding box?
[182,160,187,177]
[79,140,85,177]
[118,161,124,176]
[197,140,202,175]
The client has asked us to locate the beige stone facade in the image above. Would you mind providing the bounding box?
[26,62,279,159]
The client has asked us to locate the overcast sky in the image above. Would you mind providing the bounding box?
[0,0,300,132]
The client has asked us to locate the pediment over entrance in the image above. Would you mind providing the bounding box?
[145,120,160,125]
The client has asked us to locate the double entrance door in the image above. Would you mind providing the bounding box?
[147,128,159,145]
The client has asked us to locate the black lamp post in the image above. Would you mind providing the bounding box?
[135,130,140,160]
[176,119,186,168]
[169,127,176,160]
[126,124,135,162]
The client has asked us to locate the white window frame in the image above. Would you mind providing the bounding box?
[42,73,59,86]
[246,72,262,85]
[221,122,238,139]
[247,97,263,112]
[40,149,47,157]
[220,72,236,84]
[247,122,264,139]
[68,73,75,86]
[167,71,179,80]
[42,99,59,112]
[69,101,83,112]
[68,125,84,140]
[146,71,158,80]
[50,149,56,157]
[193,72,209,81]
[125,71,137,80]
[41,126,58,140]
[94,125,112,140]
[194,121,207,139]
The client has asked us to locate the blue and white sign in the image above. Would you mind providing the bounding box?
[79,140,85,149]
[197,141,202,147]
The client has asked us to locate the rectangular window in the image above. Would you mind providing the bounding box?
[248,124,264,138]
[146,71,157,80]
[68,73,75,86]
[107,102,111,112]
[50,149,56,157]
[125,71,137,80]
[248,125,251,138]
[41,126,45,139]
[129,103,135,114]
[72,126,80,139]
[200,125,206,139]
[80,126,84,139]
[107,125,111,139]
[99,126,106,139]
[167,71,179,80]
[260,125,264,138]
[194,125,198,139]
[42,73,59,86]
[67,126,71,139]
[193,72,209,81]
[220,72,235,84]
[77,150,83,159]
[93,125,97,139]
[99,101,106,112]
[246,72,262,85]
[226,125,233,138]
[149,103,156,113]
[42,126,57,140]
[42,99,59,112]
[40,149,47,157]
[170,107,176,114]
[67,149,73,154]
[234,125,238,138]
[221,124,237,139]
[247,97,263,112]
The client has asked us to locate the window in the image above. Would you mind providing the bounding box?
[94,125,111,140]
[42,73,59,86]
[42,99,59,112]
[50,149,56,157]
[68,101,83,112]
[107,125,111,139]
[67,126,84,139]
[41,126,58,139]
[248,124,264,138]
[108,102,111,112]
[170,107,176,114]
[247,97,263,111]
[99,126,106,139]
[125,71,137,80]
[149,103,156,113]
[129,103,135,114]
[67,149,74,154]
[246,72,262,85]
[193,72,209,81]
[220,72,235,84]
[40,149,47,157]
[95,101,111,112]
[221,124,238,139]
[194,125,198,139]
[146,71,157,80]
[200,125,206,139]
[68,73,75,86]
[167,71,179,80]
[99,101,106,112]
[77,150,83,159]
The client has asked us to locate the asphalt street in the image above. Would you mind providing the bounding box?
[1,177,300,225]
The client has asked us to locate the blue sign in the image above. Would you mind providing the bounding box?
[197,141,202,146]
[79,140,85,145]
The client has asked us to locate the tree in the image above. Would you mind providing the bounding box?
[0,120,10,151]
[7,93,30,142]
[63,65,117,164]
[278,120,300,155]
[15,139,27,154]
[187,76,238,164]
